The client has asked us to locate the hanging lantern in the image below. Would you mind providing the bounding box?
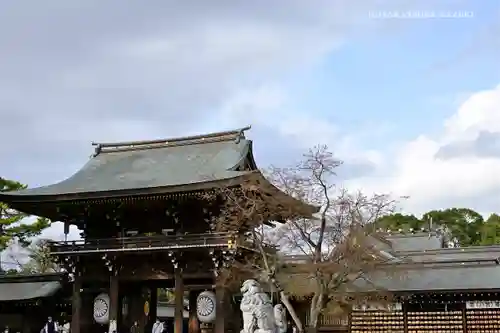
[93,293,110,324]
[196,291,216,323]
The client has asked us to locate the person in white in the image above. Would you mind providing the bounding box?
[108,320,117,333]
[152,319,164,333]
[60,322,70,333]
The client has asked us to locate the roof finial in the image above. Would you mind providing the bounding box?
[235,125,251,144]
[92,144,102,158]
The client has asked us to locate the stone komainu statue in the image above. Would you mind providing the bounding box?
[240,279,288,333]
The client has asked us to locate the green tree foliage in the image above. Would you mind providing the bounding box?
[0,177,52,271]
[377,208,500,247]
[376,213,424,231]
[4,268,20,275]
[157,288,175,303]
[479,213,500,246]
[0,178,51,251]
[422,208,484,247]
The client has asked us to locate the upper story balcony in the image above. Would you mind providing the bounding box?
[47,232,245,256]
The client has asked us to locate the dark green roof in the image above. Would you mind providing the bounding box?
[0,273,64,301]
[352,240,500,292]
[0,127,257,202]
[0,281,61,301]
[386,232,444,252]
[356,262,500,292]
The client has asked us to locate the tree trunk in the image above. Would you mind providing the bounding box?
[253,229,304,332]
[308,292,324,332]
[279,290,304,333]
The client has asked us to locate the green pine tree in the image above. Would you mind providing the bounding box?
[0,177,52,272]
[479,213,500,246]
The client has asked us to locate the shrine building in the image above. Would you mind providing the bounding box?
[0,127,317,333]
[0,273,70,333]
[5,127,500,333]
[343,230,500,332]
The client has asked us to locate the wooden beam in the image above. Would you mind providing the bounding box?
[80,272,214,282]
[184,284,215,291]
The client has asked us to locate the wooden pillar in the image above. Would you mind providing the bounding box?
[141,287,152,333]
[188,291,200,333]
[129,288,143,332]
[109,275,119,327]
[71,277,82,333]
[146,286,158,333]
[174,268,184,333]
[214,287,226,333]
[150,286,158,322]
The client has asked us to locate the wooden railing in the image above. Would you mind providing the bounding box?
[319,314,349,327]
[305,314,349,331]
[48,232,239,255]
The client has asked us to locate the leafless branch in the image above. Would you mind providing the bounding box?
[203,145,403,330]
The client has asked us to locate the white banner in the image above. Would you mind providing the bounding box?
[93,293,110,324]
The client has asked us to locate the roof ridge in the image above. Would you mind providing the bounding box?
[92,126,251,156]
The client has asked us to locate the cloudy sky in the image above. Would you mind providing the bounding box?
[1,0,500,251]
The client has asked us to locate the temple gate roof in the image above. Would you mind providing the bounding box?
[1,127,256,201]
[0,127,318,219]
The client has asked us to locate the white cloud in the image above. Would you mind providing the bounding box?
[7,84,498,260]
[0,1,359,261]
[216,83,382,181]
[219,84,339,147]
[443,85,500,141]
[349,84,500,215]
[1,0,494,260]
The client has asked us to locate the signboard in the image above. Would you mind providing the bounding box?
[466,301,500,309]
[352,302,402,311]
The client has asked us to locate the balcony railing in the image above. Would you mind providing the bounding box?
[48,232,238,255]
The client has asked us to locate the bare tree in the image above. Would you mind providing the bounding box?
[206,145,400,332]
[268,146,400,331]
[205,173,313,332]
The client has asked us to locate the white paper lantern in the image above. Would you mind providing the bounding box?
[196,291,216,323]
[93,293,110,324]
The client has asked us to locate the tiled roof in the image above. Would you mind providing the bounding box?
[0,127,255,201]
[356,262,500,292]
